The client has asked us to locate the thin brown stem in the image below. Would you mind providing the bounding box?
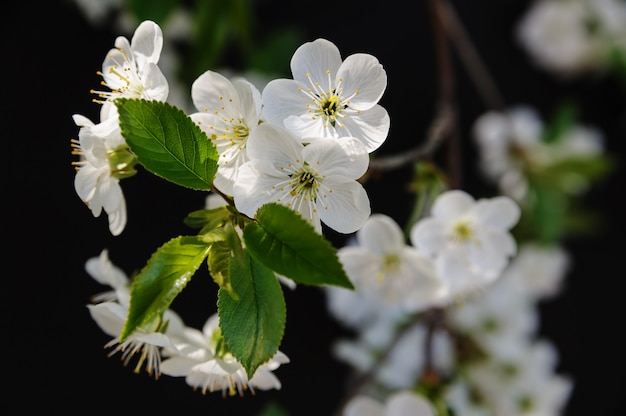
[439,0,506,111]
[429,0,461,189]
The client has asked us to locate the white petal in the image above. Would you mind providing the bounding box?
[107,196,127,236]
[474,196,521,230]
[261,79,309,124]
[338,53,387,110]
[160,356,196,377]
[340,104,390,152]
[387,391,436,416]
[87,302,126,337]
[317,176,370,234]
[410,218,446,257]
[249,368,282,390]
[246,123,303,166]
[290,38,342,84]
[339,247,379,284]
[141,63,169,101]
[343,396,385,416]
[431,190,475,220]
[303,137,369,179]
[191,70,239,112]
[357,214,405,254]
[131,20,163,66]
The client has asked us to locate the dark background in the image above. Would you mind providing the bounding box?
[4,0,625,414]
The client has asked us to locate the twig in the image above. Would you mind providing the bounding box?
[438,0,506,110]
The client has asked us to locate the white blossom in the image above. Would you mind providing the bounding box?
[338,214,446,313]
[71,113,128,236]
[88,301,184,378]
[261,38,390,152]
[160,313,289,396]
[190,70,263,195]
[92,20,169,104]
[410,190,521,300]
[233,123,371,234]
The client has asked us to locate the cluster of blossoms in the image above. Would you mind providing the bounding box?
[69,5,610,412]
[324,189,573,415]
[72,21,389,237]
[72,19,392,400]
[86,249,289,395]
[471,104,606,202]
[517,0,626,78]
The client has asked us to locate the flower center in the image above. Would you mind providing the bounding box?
[452,221,474,242]
[377,253,401,281]
[298,70,360,129]
[290,165,320,199]
[90,50,145,104]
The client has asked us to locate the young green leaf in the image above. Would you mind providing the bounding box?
[218,252,286,379]
[208,240,238,300]
[120,236,211,341]
[115,98,218,190]
[243,203,354,289]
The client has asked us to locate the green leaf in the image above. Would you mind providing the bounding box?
[116,98,218,190]
[541,101,578,144]
[121,236,211,341]
[208,241,238,300]
[184,206,231,231]
[243,203,354,289]
[218,252,286,378]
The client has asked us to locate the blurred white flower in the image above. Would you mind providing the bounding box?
[465,339,573,416]
[338,214,446,313]
[160,313,289,396]
[501,243,571,301]
[85,248,130,305]
[517,0,626,77]
[410,190,520,299]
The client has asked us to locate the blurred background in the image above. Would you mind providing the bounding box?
[4,0,625,414]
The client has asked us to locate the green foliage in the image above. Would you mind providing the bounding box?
[124,0,178,25]
[217,252,287,379]
[256,402,290,416]
[120,236,211,341]
[208,240,238,300]
[243,203,354,289]
[115,98,218,191]
[541,101,578,144]
[184,206,232,232]
[405,161,448,237]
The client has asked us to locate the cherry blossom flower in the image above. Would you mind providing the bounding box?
[190,70,263,195]
[516,0,626,77]
[71,113,130,236]
[232,123,371,234]
[261,38,390,152]
[85,248,130,305]
[410,190,521,299]
[160,313,289,396]
[88,301,185,379]
[338,214,446,312]
[91,20,169,104]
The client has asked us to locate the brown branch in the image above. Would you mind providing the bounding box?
[439,0,506,111]
[330,313,425,416]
